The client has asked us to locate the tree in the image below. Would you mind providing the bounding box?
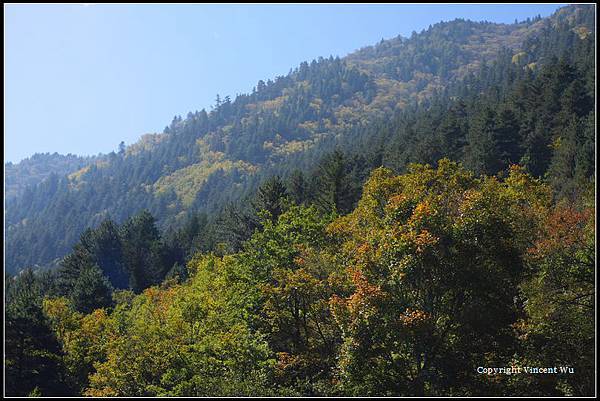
[237,205,341,394]
[437,102,467,161]
[314,150,357,215]
[215,201,259,253]
[252,175,289,223]
[493,107,522,170]
[71,255,278,397]
[70,264,114,314]
[517,203,595,396]
[5,269,71,396]
[328,160,551,396]
[547,114,594,200]
[54,219,127,313]
[520,121,552,178]
[120,210,165,292]
[288,170,308,205]
[91,219,128,289]
[464,107,498,175]
[56,228,98,297]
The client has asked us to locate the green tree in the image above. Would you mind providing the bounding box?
[328,160,551,396]
[120,210,165,292]
[493,107,522,170]
[5,269,71,396]
[288,169,308,205]
[517,204,595,396]
[70,264,114,314]
[252,175,289,223]
[464,107,498,175]
[314,150,357,215]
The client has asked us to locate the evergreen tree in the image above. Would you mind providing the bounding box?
[437,101,467,161]
[252,175,289,223]
[493,107,522,171]
[120,210,163,292]
[91,220,128,289]
[464,107,498,175]
[70,264,114,314]
[5,269,71,396]
[314,150,356,214]
[288,169,308,205]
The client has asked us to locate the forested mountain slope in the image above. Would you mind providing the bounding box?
[4,4,595,274]
[4,4,596,397]
[5,153,102,200]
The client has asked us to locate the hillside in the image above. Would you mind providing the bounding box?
[5,153,101,200]
[4,4,595,274]
[4,4,596,397]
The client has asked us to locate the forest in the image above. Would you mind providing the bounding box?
[4,4,596,397]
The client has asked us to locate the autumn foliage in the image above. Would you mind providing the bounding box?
[28,160,595,396]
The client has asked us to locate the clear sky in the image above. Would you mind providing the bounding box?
[4,3,566,163]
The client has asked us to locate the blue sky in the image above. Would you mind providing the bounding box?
[5,3,565,163]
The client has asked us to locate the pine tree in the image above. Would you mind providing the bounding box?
[464,106,497,175]
[493,107,522,170]
[314,150,355,214]
[120,210,162,292]
[252,175,289,223]
[288,170,308,205]
[70,264,114,314]
[5,269,70,396]
[437,101,467,161]
[92,220,128,289]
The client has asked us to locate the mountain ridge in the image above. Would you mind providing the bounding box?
[4,4,595,274]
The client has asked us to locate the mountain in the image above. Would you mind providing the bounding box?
[5,153,102,200]
[4,4,595,274]
[4,5,596,397]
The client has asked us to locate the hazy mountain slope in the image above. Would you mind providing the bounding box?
[4,4,594,274]
[5,153,102,201]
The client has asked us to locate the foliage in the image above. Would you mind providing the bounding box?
[5,269,71,396]
[3,5,595,397]
[327,160,551,396]
[5,4,594,275]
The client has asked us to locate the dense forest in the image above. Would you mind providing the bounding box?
[5,4,594,275]
[4,4,596,397]
[5,152,102,201]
